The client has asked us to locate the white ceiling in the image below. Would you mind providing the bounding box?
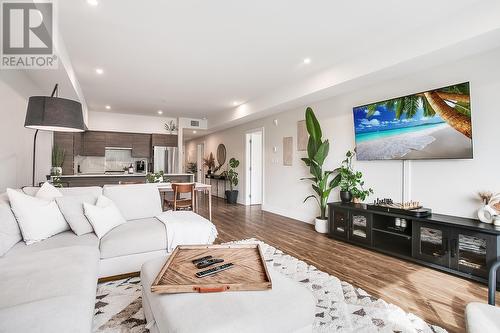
[25,0,500,130]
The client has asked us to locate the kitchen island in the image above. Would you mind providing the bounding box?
[54,173,194,187]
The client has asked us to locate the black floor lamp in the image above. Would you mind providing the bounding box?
[24,84,85,186]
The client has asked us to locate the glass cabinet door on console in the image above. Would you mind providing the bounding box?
[450,229,497,279]
[330,208,349,239]
[349,211,372,245]
[413,221,450,267]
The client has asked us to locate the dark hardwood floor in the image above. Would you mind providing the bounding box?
[195,195,496,333]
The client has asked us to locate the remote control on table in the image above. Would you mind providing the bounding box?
[196,258,224,269]
[195,263,234,278]
[192,255,212,264]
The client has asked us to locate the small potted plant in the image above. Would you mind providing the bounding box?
[225,157,240,204]
[146,171,165,183]
[51,145,65,176]
[337,150,373,203]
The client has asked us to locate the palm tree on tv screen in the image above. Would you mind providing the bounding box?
[365,83,472,138]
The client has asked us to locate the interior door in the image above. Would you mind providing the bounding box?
[413,221,450,268]
[196,144,204,183]
[245,131,263,205]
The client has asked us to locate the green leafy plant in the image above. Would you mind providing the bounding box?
[301,107,341,220]
[186,162,197,174]
[52,176,63,188]
[51,145,65,167]
[337,150,373,201]
[146,171,166,183]
[226,157,240,191]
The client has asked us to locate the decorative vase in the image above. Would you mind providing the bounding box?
[314,217,329,233]
[340,190,352,203]
[477,205,496,224]
[51,167,62,176]
[353,197,361,204]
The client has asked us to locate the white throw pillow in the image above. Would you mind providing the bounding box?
[0,193,22,256]
[35,182,63,201]
[7,188,69,245]
[56,194,96,236]
[84,195,126,239]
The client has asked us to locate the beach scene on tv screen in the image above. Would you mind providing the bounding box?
[353,82,473,160]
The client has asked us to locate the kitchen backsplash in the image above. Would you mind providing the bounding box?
[74,149,150,174]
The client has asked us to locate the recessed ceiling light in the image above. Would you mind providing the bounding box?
[157,110,163,115]
[303,58,311,64]
[105,105,111,110]
[193,130,197,134]
[87,0,98,6]
[233,101,240,106]
[95,68,104,75]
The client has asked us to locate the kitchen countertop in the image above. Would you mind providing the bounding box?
[57,173,147,178]
[56,173,194,178]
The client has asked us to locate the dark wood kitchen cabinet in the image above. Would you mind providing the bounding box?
[151,134,177,147]
[131,133,151,158]
[82,131,106,156]
[73,132,83,156]
[105,132,133,148]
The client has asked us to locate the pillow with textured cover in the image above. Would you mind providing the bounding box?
[56,194,96,235]
[0,193,22,256]
[35,182,63,201]
[84,195,126,239]
[7,189,69,245]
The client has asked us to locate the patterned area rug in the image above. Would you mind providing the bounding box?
[93,239,447,333]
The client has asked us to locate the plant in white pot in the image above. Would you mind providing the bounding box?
[301,107,341,233]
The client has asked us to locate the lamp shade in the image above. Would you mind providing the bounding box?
[25,96,85,132]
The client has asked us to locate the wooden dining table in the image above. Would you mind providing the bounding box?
[156,182,213,221]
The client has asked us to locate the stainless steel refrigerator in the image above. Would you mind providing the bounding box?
[153,146,178,174]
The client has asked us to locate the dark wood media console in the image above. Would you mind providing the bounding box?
[328,202,500,286]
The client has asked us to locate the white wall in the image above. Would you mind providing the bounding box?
[186,47,500,221]
[87,111,177,134]
[0,72,52,191]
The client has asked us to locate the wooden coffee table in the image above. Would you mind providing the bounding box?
[151,244,272,294]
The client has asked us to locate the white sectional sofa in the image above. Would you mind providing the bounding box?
[0,183,217,333]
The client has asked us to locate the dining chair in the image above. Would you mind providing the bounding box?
[165,183,196,211]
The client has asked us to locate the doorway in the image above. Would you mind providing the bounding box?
[245,129,263,205]
[196,143,204,183]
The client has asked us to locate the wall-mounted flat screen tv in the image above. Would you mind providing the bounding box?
[353,82,473,160]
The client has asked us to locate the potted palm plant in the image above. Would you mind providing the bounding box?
[301,107,341,233]
[224,158,240,204]
[51,145,65,176]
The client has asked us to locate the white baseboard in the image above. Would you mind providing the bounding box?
[261,204,314,225]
